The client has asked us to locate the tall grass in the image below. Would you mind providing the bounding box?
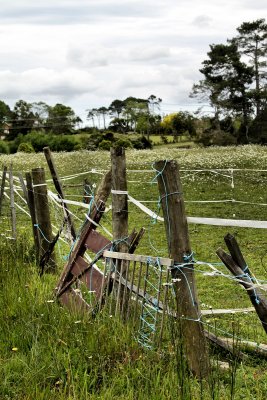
[1,146,267,398]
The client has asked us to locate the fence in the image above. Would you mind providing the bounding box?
[2,148,267,377]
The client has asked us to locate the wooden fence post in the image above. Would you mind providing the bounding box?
[43,146,76,243]
[155,159,209,378]
[0,165,7,216]
[9,164,16,240]
[110,147,128,255]
[18,173,28,204]
[26,172,40,261]
[32,167,56,272]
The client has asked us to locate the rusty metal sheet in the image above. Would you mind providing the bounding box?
[69,255,105,300]
[59,288,93,313]
[84,229,111,253]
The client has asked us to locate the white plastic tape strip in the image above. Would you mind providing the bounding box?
[128,195,164,221]
[187,217,267,229]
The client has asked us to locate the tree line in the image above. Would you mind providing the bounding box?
[191,18,267,144]
[1,18,267,151]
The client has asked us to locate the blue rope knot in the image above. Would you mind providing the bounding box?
[147,256,152,265]
[237,271,260,305]
[243,265,249,273]
[183,252,195,264]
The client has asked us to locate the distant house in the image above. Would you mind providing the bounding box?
[0,122,11,140]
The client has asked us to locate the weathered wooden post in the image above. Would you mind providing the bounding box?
[26,172,40,261]
[155,159,209,378]
[110,147,128,255]
[18,173,28,204]
[9,164,16,240]
[110,147,129,316]
[32,167,56,272]
[0,165,7,216]
[43,146,76,243]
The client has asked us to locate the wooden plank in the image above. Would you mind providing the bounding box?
[56,201,105,294]
[204,331,246,360]
[217,247,267,335]
[56,168,112,294]
[44,146,76,242]
[224,233,252,276]
[128,227,145,254]
[103,250,173,267]
[201,307,255,316]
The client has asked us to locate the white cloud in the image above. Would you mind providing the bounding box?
[0,0,266,122]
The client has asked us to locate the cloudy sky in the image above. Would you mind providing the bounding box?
[0,0,266,124]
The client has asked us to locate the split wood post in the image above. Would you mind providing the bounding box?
[0,165,7,216]
[32,167,56,272]
[90,169,112,217]
[26,172,40,261]
[111,147,129,316]
[9,164,16,240]
[110,147,128,256]
[155,159,209,379]
[43,146,76,243]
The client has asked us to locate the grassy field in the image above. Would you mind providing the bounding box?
[1,145,267,399]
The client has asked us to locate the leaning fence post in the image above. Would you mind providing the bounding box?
[155,159,209,379]
[32,167,56,273]
[9,164,16,240]
[0,165,7,216]
[43,146,76,243]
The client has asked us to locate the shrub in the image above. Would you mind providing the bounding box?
[113,138,133,149]
[131,136,153,149]
[197,130,237,147]
[17,142,35,153]
[103,131,115,141]
[50,135,78,152]
[0,140,9,154]
[98,139,112,150]
[160,135,169,144]
[23,131,51,152]
[87,132,104,150]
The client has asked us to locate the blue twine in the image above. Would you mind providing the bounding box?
[34,224,52,244]
[237,271,260,305]
[173,253,197,307]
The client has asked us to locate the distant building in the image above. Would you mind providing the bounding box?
[0,122,11,140]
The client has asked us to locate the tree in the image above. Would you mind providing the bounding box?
[0,100,12,123]
[108,117,128,133]
[161,112,196,139]
[46,103,82,135]
[11,100,36,138]
[147,94,162,114]
[231,19,267,116]
[0,100,12,134]
[97,106,109,129]
[108,99,125,118]
[192,42,253,141]
[31,101,49,129]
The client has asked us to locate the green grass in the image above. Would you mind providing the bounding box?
[2,145,267,398]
